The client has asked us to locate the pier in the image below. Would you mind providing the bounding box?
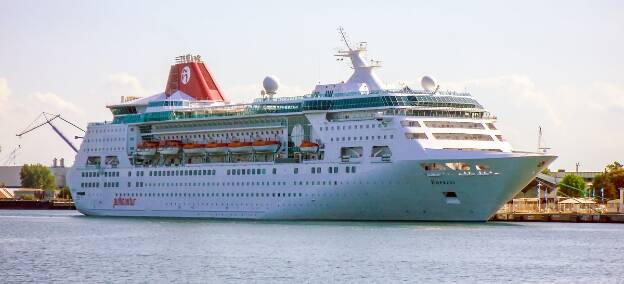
[491,212,624,223]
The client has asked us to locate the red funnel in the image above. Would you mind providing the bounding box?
[165,55,225,101]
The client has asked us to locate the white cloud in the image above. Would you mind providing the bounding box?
[105,73,148,100]
[444,74,562,126]
[32,92,84,115]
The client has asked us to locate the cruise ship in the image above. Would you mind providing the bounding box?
[67,32,556,221]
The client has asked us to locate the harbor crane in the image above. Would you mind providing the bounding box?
[1,145,21,166]
[16,112,85,153]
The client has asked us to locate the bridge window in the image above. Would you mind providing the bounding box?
[405,133,428,140]
[433,133,494,141]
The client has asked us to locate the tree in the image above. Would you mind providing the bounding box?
[559,174,587,198]
[541,168,553,176]
[592,161,624,200]
[58,186,72,200]
[19,164,56,190]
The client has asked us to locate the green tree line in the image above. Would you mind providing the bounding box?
[555,161,623,199]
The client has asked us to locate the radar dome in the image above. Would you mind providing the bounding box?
[263,76,280,95]
[421,76,437,92]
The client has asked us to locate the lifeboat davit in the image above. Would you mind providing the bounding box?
[299,140,319,153]
[228,140,253,153]
[136,141,159,156]
[252,139,281,153]
[158,140,182,155]
[205,141,228,155]
[182,143,206,155]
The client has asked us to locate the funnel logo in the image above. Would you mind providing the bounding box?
[181,66,191,85]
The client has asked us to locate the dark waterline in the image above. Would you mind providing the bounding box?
[1,210,622,283]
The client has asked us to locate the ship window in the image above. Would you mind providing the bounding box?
[317,167,321,174]
[346,167,350,173]
[433,133,494,141]
[311,167,315,174]
[405,133,428,140]
[475,164,490,171]
[420,163,445,171]
[340,147,363,159]
[334,166,338,173]
[294,168,298,174]
[227,169,230,175]
[445,162,471,171]
[272,168,276,174]
[328,167,332,173]
[351,166,356,173]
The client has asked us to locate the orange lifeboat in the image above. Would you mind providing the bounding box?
[299,140,319,153]
[228,140,253,153]
[158,140,182,155]
[136,141,159,156]
[205,141,229,155]
[252,139,281,153]
[182,143,206,155]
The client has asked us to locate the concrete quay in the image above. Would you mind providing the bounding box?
[491,213,624,223]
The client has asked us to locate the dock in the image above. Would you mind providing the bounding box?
[491,213,624,223]
[0,200,75,210]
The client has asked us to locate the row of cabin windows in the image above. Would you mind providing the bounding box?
[331,134,394,142]
[82,171,109,178]
[422,121,485,129]
[311,167,341,174]
[85,179,349,189]
[116,192,303,198]
[406,132,504,142]
[227,168,268,175]
[146,169,216,177]
[432,133,495,141]
[87,127,124,134]
[135,181,288,188]
[82,182,99,188]
[298,166,355,174]
[85,137,125,143]
[83,147,125,153]
[319,123,386,132]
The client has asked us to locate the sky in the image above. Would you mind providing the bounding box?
[0,0,622,171]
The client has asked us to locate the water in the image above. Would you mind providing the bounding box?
[1,210,622,283]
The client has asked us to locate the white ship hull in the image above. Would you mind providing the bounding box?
[69,154,553,221]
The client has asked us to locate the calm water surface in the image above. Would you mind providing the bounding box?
[1,210,623,283]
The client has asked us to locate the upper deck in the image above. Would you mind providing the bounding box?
[109,90,487,125]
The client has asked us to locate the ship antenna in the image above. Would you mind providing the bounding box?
[338,26,352,51]
[537,126,551,153]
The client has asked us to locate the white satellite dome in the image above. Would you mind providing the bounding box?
[421,76,437,93]
[263,76,280,95]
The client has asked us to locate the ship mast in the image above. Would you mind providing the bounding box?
[334,27,385,91]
